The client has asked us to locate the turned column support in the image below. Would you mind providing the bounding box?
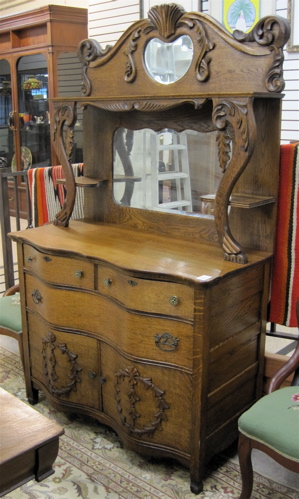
[51,101,78,226]
[212,97,256,264]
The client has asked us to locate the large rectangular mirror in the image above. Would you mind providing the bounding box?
[113,126,221,217]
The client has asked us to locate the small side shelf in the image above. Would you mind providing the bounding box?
[114,175,142,182]
[57,177,105,187]
[201,193,276,209]
[57,175,142,187]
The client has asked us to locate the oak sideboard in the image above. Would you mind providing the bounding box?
[11,5,290,493]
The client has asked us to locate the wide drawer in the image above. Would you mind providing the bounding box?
[97,264,194,320]
[25,274,194,370]
[23,244,94,289]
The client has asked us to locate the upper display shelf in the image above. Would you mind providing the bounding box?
[76,4,290,101]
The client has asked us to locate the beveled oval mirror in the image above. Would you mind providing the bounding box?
[144,35,193,84]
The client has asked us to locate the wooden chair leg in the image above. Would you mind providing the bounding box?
[17,333,25,370]
[238,432,254,499]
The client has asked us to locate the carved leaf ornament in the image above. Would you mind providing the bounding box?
[42,331,82,398]
[115,366,169,437]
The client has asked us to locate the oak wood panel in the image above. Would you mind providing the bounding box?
[11,26,47,48]
[28,313,101,409]
[207,365,258,436]
[101,343,192,454]
[208,322,260,392]
[25,275,194,369]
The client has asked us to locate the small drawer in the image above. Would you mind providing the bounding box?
[23,245,94,289]
[97,265,194,320]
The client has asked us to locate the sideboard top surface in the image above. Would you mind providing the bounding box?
[10,220,271,283]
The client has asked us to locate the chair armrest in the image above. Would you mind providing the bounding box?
[3,285,20,297]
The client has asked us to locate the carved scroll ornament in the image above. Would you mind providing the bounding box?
[233,15,290,92]
[51,101,77,227]
[212,97,256,264]
[115,366,169,437]
[42,331,82,398]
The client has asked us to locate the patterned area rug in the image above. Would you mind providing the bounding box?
[1,347,297,499]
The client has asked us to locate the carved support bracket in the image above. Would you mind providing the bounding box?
[212,97,256,264]
[51,101,77,226]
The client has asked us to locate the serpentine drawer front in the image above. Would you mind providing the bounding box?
[97,264,194,320]
[23,244,94,289]
[25,273,194,369]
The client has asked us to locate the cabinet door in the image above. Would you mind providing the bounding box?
[101,343,192,455]
[28,313,101,409]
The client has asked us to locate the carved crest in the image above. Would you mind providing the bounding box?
[42,331,82,398]
[115,366,169,437]
[147,3,185,38]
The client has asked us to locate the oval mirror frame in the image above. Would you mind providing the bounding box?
[144,35,194,85]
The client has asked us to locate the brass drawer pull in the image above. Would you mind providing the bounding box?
[169,295,179,306]
[155,332,180,351]
[75,270,83,278]
[32,289,42,304]
[99,376,107,384]
[88,371,97,379]
[43,256,52,262]
[26,256,34,262]
[127,279,138,287]
[104,278,112,287]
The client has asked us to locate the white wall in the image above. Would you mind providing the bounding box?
[0,0,88,18]
[276,0,299,143]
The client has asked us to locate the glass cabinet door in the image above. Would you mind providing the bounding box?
[0,59,13,169]
[17,54,50,170]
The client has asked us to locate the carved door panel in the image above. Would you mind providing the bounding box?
[101,343,192,454]
[28,313,101,409]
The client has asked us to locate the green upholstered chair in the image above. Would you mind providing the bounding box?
[0,284,23,368]
[238,299,299,499]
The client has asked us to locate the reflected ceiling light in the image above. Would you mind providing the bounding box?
[22,76,43,90]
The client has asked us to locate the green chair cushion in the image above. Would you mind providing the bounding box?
[238,386,299,461]
[0,294,22,333]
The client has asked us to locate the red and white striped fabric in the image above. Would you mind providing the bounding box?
[269,143,299,327]
[28,164,84,227]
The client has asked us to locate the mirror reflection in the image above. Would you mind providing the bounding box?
[17,54,50,169]
[113,127,222,217]
[144,35,193,84]
[0,59,13,168]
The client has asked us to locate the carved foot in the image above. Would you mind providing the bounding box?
[190,480,203,495]
[54,207,71,227]
[28,386,39,405]
[224,252,248,264]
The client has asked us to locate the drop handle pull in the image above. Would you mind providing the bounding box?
[32,289,42,304]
